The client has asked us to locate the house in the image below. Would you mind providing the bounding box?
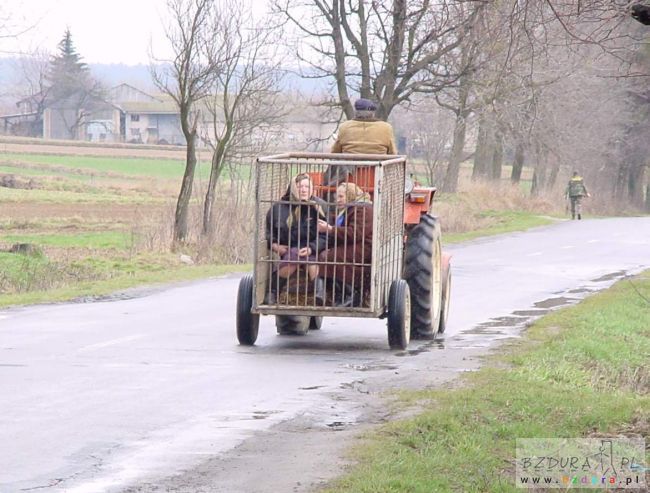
[1,83,338,150]
[109,84,184,145]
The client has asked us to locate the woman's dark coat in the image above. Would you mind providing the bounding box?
[319,203,373,290]
[265,197,328,256]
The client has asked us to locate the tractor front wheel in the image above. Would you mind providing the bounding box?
[309,316,323,330]
[438,264,452,334]
[387,279,411,350]
[276,315,310,335]
[404,214,443,340]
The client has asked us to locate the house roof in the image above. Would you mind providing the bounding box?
[111,83,159,96]
[118,100,178,114]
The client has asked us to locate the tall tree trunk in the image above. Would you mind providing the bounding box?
[174,132,197,243]
[442,111,468,193]
[472,113,494,181]
[174,107,198,244]
[511,140,525,183]
[627,160,646,208]
[202,141,227,235]
[547,158,560,191]
[490,130,503,181]
[530,144,546,196]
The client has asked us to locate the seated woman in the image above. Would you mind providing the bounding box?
[317,182,373,306]
[265,173,327,304]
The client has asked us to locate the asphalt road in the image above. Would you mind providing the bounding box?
[1,217,649,492]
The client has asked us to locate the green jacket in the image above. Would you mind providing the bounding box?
[331,119,397,155]
[566,176,588,198]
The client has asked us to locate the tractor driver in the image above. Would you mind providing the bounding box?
[324,98,397,186]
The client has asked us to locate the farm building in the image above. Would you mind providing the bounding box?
[0,83,337,151]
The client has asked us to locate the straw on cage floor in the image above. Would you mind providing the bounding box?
[277,289,334,306]
[277,285,369,308]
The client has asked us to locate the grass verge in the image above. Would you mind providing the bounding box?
[0,251,249,308]
[325,272,650,493]
[443,210,558,244]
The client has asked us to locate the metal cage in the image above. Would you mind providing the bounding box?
[253,152,406,318]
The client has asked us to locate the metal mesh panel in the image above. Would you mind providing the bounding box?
[252,153,405,318]
[373,161,405,308]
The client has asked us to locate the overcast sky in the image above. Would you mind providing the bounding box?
[2,0,268,65]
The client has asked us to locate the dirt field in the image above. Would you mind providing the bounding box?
[0,136,200,160]
[0,202,170,222]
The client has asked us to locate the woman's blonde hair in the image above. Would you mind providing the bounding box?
[286,173,324,228]
[337,182,371,204]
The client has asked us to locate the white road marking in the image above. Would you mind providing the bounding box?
[586,239,600,243]
[78,334,144,353]
[561,245,575,249]
[526,251,543,257]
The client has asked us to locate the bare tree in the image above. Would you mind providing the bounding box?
[200,1,285,235]
[393,100,454,186]
[152,0,221,244]
[6,50,50,136]
[273,0,483,121]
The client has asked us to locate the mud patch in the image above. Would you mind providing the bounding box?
[534,297,577,309]
[395,340,445,357]
[590,271,627,283]
[512,309,551,317]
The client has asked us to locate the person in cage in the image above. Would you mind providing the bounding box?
[265,173,328,303]
[317,182,373,307]
[324,98,397,186]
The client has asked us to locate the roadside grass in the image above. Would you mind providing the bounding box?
[325,272,650,493]
[443,210,558,244]
[0,231,133,249]
[435,181,562,243]
[0,250,249,307]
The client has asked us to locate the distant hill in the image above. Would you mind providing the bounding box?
[0,57,329,101]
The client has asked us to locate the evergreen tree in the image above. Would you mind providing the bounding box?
[45,28,105,139]
[48,28,91,101]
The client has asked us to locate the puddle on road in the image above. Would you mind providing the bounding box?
[216,410,282,423]
[512,309,551,317]
[476,316,527,327]
[567,288,593,294]
[341,362,398,372]
[299,385,326,391]
[326,420,353,430]
[590,271,627,283]
[534,297,577,309]
[395,339,445,357]
[448,276,624,350]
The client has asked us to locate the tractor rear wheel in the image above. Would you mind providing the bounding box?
[236,274,260,345]
[404,214,443,340]
[276,315,310,335]
[387,279,411,350]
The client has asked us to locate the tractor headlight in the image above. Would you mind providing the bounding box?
[404,177,414,195]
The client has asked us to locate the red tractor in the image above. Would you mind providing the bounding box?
[236,152,451,349]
